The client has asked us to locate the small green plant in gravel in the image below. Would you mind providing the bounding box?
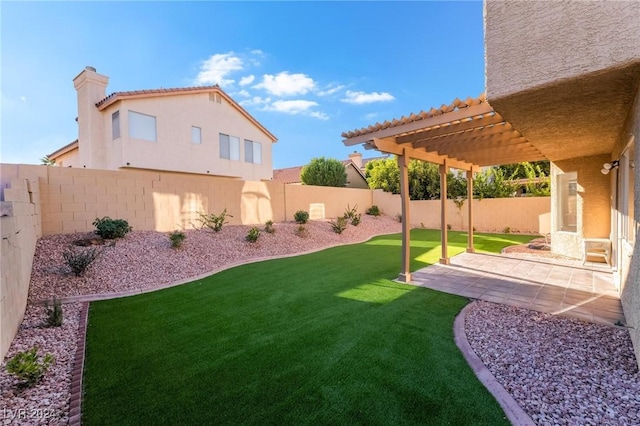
[169,230,186,249]
[45,298,63,327]
[503,226,511,234]
[93,217,132,239]
[264,220,275,234]
[395,213,403,223]
[366,205,380,216]
[63,246,100,276]
[350,213,361,226]
[5,347,55,388]
[330,216,348,234]
[294,210,309,224]
[294,224,308,238]
[343,204,361,226]
[198,209,232,232]
[246,227,260,243]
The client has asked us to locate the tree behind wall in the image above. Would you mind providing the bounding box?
[300,157,347,187]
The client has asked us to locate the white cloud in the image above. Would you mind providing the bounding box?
[251,49,264,55]
[266,100,318,114]
[20,96,27,102]
[317,84,345,97]
[341,90,394,105]
[363,112,378,121]
[239,96,271,107]
[239,75,255,86]
[195,52,243,86]
[236,90,251,97]
[254,72,316,96]
[309,111,330,120]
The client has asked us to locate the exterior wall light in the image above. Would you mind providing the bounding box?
[601,160,619,175]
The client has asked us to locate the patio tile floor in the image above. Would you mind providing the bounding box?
[406,252,625,326]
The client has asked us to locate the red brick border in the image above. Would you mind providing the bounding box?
[68,302,89,426]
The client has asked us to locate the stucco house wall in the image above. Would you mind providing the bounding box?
[485,1,640,100]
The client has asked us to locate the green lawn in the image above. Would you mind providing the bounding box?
[83,230,532,425]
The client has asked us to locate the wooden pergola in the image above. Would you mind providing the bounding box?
[342,94,546,282]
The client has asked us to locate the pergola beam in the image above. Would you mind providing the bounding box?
[370,138,479,172]
[397,113,506,145]
[343,103,494,146]
[416,128,520,150]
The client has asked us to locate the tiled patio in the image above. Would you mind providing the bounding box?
[408,252,625,326]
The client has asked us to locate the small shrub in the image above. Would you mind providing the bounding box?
[395,213,403,223]
[294,210,309,224]
[169,230,186,249]
[45,298,63,327]
[295,224,308,238]
[5,347,55,388]
[63,246,100,276]
[473,226,477,232]
[447,224,452,231]
[420,222,425,228]
[264,220,275,234]
[366,205,380,216]
[503,226,511,234]
[330,217,348,234]
[198,209,232,232]
[246,227,260,243]
[343,204,358,220]
[93,217,132,239]
[453,198,465,210]
[350,213,361,226]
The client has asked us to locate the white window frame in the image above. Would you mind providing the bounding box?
[112,111,120,139]
[128,111,157,142]
[244,140,262,164]
[557,172,578,233]
[219,133,240,160]
[191,126,202,144]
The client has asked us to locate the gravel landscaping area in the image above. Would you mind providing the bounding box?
[465,301,640,426]
[2,218,638,425]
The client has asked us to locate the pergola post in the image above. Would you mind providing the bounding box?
[466,170,475,253]
[440,161,450,265]
[397,152,412,282]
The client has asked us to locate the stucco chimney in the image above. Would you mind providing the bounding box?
[73,66,109,169]
[348,151,363,169]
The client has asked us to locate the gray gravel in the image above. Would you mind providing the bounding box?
[465,301,640,425]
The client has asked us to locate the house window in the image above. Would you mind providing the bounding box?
[244,140,262,164]
[112,111,120,139]
[128,111,157,142]
[219,133,240,160]
[191,126,202,144]
[557,172,577,232]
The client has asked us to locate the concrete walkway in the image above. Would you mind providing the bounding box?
[408,252,624,326]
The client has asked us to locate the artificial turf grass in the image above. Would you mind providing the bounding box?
[83,230,533,425]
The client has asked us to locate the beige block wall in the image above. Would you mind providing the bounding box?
[620,81,640,368]
[373,190,550,234]
[485,0,640,100]
[1,169,43,359]
[551,155,611,259]
[284,185,373,221]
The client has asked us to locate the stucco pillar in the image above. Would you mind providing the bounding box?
[440,161,450,265]
[466,170,475,253]
[398,152,412,282]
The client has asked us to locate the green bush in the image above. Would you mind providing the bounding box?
[169,230,186,249]
[45,298,63,327]
[294,210,309,224]
[63,246,100,276]
[366,205,380,216]
[246,227,260,243]
[198,209,232,232]
[300,157,347,187]
[264,220,275,234]
[503,226,511,234]
[5,347,55,388]
[93,217,132,239]
[350,213,361,226]
[330,217,348,234]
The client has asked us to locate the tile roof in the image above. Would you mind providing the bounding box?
[48,139,79,159]
[272,166,304,184]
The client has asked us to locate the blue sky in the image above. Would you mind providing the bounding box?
[1,1,485,169]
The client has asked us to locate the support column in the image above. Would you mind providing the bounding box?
[440,161,450,265]
[466,170,475,253]
[398,152,412,282]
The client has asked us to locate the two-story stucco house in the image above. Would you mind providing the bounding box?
[48,67,277,181]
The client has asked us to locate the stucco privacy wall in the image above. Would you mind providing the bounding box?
[550,155,611,259]
[284,185,372,221]
[620,82,640,365]
[485,1,640,100]
[372,190,550,234]
[0,165,44,359]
